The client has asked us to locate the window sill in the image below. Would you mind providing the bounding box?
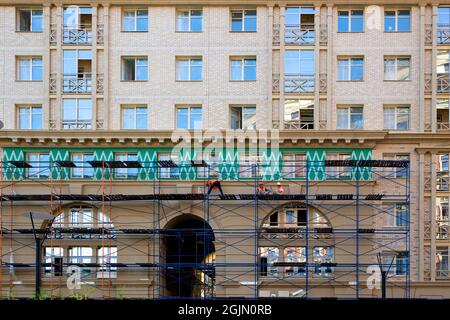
[336,80,364,82]
[15,30,43,33]
[121,30,148,33]
[175,80,203,82]
[337,31,365,34]
[229,80,257,82]
[15,80,43,82]
[175,31,203,33]
[384,31,411,33]
[120,80,148,82]
[229,30,257,33]
[383,80,411,82]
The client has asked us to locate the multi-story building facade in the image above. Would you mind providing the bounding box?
[0,0,449,299]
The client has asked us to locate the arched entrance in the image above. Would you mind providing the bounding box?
[162,214,215,298]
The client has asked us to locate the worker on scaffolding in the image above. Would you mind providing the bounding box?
[206,177,224,196]
[275,182,285,195]
[257,181,272,195]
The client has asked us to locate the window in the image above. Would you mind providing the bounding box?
[383,154,409,178]
[53,206,113,229]
[230,105,256,129]
[122,9,148,32]
[68,207,94,227]
[44,247,64,276]
[337,106,363,129]
[158,153,180,178]
[62,99,92,129]
[282,153,307,178]
[230,57,256,81]
[69,247,93,275]
[71,153,94,179]
[285,7,315,45]
[438,8,450,44]
[63,7,93,44]
[17,8,43,32]
[122,105,148,129]
[176,106,202,129]
[437,198,449,240]
[284,50,315,92]
[326,153,352,179]
[284,247,306,276]
[231,9,257,32]
[27,152,49,179]
[177,9,202,32]
[385,203,408,227]
[338,10,364,32]
[259,247,279,277]
[17,57,42,81]
[383,105,410,130]
[284,100,314,129]
[382,252,408,275]
[98,247,118,275]
[285,208,307,226]
[436,247,449,277]
[262,206,330,230]
[313,247,335,276]
[122,57,148,81]
[62,50,92,93]
[195,151,220,178]
[18,105,42,129]
[384,57,411,81]
[239,152,262,178]
[337,57,364,81]
[115,153,139,179]
[176,57,202,81]
[384,10,411,32]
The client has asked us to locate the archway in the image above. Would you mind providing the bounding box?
[162,214,215,298]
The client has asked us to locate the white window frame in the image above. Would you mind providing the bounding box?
[114,152,139,179]
[326,152,352,179]
[384,10,411,33]
[282,153,307,179]
[97,247,118,278]
[176,106,203,129]
[337,10,364,33]
[383,105,410,130]
[230,57,257,81]
[17,8,43,32]
[69,247,93,275]
[44,247,64,274]
[62,98,93,129]
[27,152,49,179]
[17,56,42,81]
[121,56,148,81]
[176,57,203,81]
[158,152,180,179]
[121,105,148,129]
[239,152,263,178]
[337,57,364,81]
[17,105,42,129]
[122,8,148,32]
[230,8,257,32]
[229,104,257,130]
[384,56,411,81]
[71,153,94,179]
[176,9,203,32]
[337,106,364,129]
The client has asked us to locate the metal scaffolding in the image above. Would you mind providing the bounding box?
[0,158,410,299]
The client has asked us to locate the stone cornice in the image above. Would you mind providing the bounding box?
[0,130,448,148]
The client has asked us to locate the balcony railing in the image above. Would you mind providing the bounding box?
[62,73,92,93]
[63,24,93,44]
[283,120,314,130]
[437,172,449,191]
[284,74,315,93]
[437,220,449,239]
[436,269,450,279]
[285,24,315,45]
[437,122,450,131]
[437,75,450,93]
[62,120,92,130]
[438,24,450,44]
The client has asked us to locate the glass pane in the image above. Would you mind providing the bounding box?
[32,58,42,81]
[190,11,202,32]
[19,10,31,31]
[177,60,189,80]
[337,108,348,129]
[78,99,92,120]
[231,60,243,80]
[123,11,135,31]
[351,10,364,32]
[137,10,148,31]
[337,60,349,80]
[63,99,77,120]
[384,108,396,129]
[351,58,364,80]
[136,108,147,129]
[190,108,202,129]
[384,11,396,32]
[177,11,189,31]
[63,7,78,27]
[136,58,148,80]
[19,59,30,80]
[398,11,411,32]
[231,11,243,31]
[397,107,410,130]
[177,108,189,129]
[31,10,43,32]
[191,59,202,80]
[244,10,257,31]
[338,11,349,32]
[384,59,396,80]
[32,107,42,129]
[122,108,134,129]
[19,108,30,129]
[244,59,256,80]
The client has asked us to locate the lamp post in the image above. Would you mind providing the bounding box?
[23,212,54,299]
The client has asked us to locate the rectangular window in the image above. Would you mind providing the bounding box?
[337,57,364,81]
[195,151,220,178]
[385,10,411,32]
[69,207,93,227]
[177,9,202,32]
[176,57,202,81]
[436,247,449,277]
[337,106,363,129]
[383,105,410,130]
[27,152,49,179]
[382,252,408,275]
[239,152,262,178]
[282,153,307,179]
[338,10,364,32]
[158,153,179,179]
[230,105,256,129]
[98,247,118,274]
[122,105,148,129]
[122,57,148,81]
[18,105,42,129]
[122,9,148,32]
[259,247,279,277]
[326,153,352,179]
[63,7,93,44]
[17,8,43,32]
[115,153,139,179]
[69,247,93,275]
[284,50,315,92]
[62,50,92,93]
[44,247,63,275]
[71,153,94,179]
[231,9,257,32]
[284,99,314,129]
[176,106,202,129]
[383,154,409,178]
[385,203,408,227]
[384,57,411,81]
[284,247,306,276]
[17,57,42,81]
[230,57,256,81]
[62,99,92,129]
[313,247,335,276]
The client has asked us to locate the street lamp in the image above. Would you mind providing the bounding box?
[23,212,54,299]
